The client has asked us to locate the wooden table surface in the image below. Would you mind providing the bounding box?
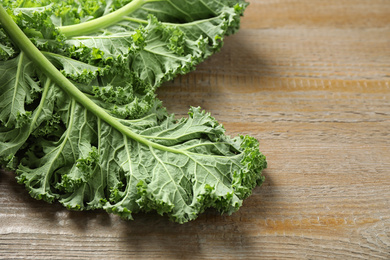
[1,0,390,259]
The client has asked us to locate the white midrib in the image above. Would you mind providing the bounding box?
[28,76,52,135]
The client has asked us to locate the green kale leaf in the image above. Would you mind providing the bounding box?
[0,0,266,223]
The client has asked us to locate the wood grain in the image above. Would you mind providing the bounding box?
[1,0,390,259]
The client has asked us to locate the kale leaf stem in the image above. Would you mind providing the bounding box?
[58,0,167,37]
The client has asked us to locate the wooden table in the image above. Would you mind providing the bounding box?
[1,0,389,259]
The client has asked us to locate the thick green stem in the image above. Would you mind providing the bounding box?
[59,0,165,37]
[0,4,181,155]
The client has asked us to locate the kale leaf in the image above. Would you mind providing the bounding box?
[0,0,266,223]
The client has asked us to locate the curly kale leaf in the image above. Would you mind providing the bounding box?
[0,52,266,223]
[3,0,248,88]
[0,0,267,223]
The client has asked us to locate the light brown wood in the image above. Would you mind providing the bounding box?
[1,0,390,259]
